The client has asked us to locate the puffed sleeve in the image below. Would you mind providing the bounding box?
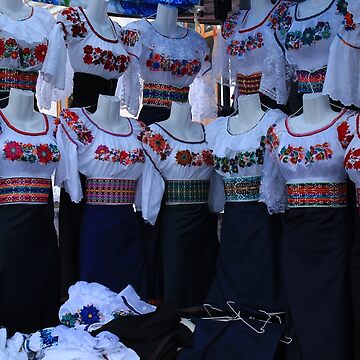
[140,127,172,225]
[259,123,287,214]
[55,109,93,203]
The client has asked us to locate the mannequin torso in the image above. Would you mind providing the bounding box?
[88,95,130,134]
[242,0,275,28]
[297,0,334,18]
[152,3,187,38]
[84,0,116,40]
[1,89,44,133]
[287,93,339,133]
[0,0,32,21]
[159,102,204,141]
[228,94,266,135]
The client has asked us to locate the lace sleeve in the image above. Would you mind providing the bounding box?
[208,171,226,213]
[211,31,230,83]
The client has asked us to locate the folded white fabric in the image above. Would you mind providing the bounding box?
[0,328,27,360]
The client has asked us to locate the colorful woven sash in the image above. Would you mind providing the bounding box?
[287,182,347,208]
[236,72,262,95]
[0,68,38,92]
[143,82,189,108]
[0,177,51,204]
[165,179,209,204]
[85,178,137,205]
[224,176,261,202]
[296,67,327,94]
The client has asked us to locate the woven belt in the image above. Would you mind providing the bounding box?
[224,176,261,202]
[287,182,347,208]
[0,68,38,92]
[143,82,189,108]
[236,72,262,95]
[85,178,137,205]
[296,67,327,94]
[0,177,51,205]
[165,180,209,205]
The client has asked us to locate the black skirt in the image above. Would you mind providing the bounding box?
[138,104,171,126]
[282,207,351,360]
[0,205,59,334]
[160,204,219,308]
[206,202,285,313]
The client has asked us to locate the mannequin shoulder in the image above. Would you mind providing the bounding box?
[31,6,56,30]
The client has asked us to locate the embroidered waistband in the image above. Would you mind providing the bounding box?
[236,72,262,95]
[0,68,38,93]
[224,176,261,202]
[287,182,347,208]
[0,177,51,205]
[85,178,137,205]
[165,180,209,205]
[296,67,327,94]
[143,83,190,108]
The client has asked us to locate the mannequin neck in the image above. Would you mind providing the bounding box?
[85,0,110,30]
[90,95,130,133]
[0,0,31,20]
[229,94,265,135]
[244,0,275,27]
[297,0,334,18]
[153,4,183,38]
[160,102,204,141]
[289,94,338,133]
[2,89,44,132]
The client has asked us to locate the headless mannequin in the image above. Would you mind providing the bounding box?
[242,0,274,28]
[297,0,334,18]
[228,93,266,135]
[0,0,31,20]
[160,102,204,142]
[1,88,44,133]
[84,0,116,40]
[88,95,130,134]
[152,3,187,38]
[287,93,339,133]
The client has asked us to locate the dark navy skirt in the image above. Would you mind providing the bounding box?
[282,207,351,360]
[79,204,147,297]
[0,204,59,335]
[160,203,218,308]
[206,202,285,313]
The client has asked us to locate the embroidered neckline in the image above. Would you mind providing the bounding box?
[285,108,346,137]
[81,108,133,137]
[145,18,189,39]
[79,6,119,43]
[0,6,34,22]
[0,110,49,136]
[294,0,335,22]
[238,0,282,33]
[154,122,206,144]
[226,110,268,136]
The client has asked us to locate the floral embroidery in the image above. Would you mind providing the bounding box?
[266,123,280,152]
[61,109,93,145]
[285,22,331,50]
[146,51,201,77]
[222,12,240,39]
[79,305,101,325]
[337,120,354,149]
[336,0,356,31]
[61,7,87,38]
[112,310,136,318]
[0,38,19,61]
[95,145,145,165]
[39,329,58,349]
[83,45,130,73]
[175,149,214,167]
[61,312,79,328]
[278,145,305,164]
[121,29,140,47]
[345,148,360,170]
[141,128,172,160]
[3,141,60,164]
[214,137,265,174]
[304,142,333,163]
[227,33,264,57]
[21,42,48,68]
[268,1,293,36]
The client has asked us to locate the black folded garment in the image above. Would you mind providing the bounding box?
[92,304,193,360]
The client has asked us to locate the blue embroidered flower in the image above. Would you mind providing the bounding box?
[79,305,101,325]
[61,312,79,328]
[39,328,58,349]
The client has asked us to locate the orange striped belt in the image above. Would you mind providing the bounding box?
[287,182,347,208]
[0,68,38,92]
[0,177,51,204]
[236,72,262,95]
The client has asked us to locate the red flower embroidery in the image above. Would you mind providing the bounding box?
[60,109,93,145]
[3,141,23,160]
[0,39,5,56]
[61,7,87,38]
[84,45,93,54]
[95,145,109,155]
[266,124,280,152]
[37,144,53,164]
[176,150,192,166]
[202,150,214,166]
[121,29,140,47]
[11,51,18,59]
[337,120,354,149]
[34,43,48,63]
[142,129,172,160]
[345,148,360,170]
[6,38,17,47]
[83,54,93,64]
